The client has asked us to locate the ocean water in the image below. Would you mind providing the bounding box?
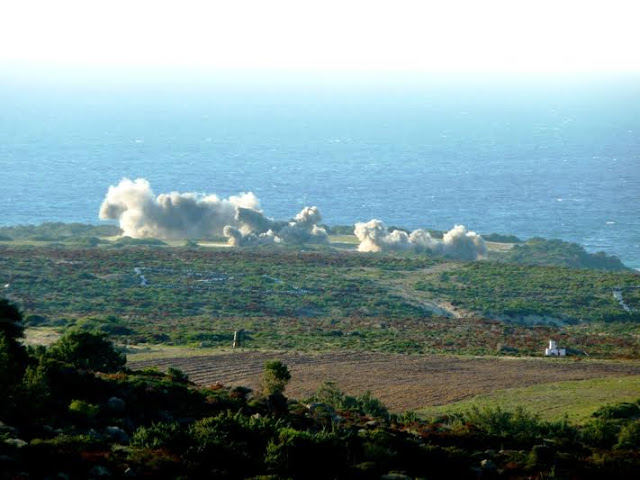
[0,72,639,268]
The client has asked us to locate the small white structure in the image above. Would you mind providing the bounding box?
[545,340,566,357]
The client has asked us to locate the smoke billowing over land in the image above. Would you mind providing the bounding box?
[99,178,328,245]
[354,219,487,260]
[100,179,485,259]
[224,205,329,246]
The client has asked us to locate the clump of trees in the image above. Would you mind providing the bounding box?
[47,329,126,372]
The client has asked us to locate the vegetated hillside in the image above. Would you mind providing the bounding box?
[494,237,629,271]
[0,222,631,272]
[0,222,121,243]
[2,314,640,479]
[3,244,640,357]
[416,261,640,324]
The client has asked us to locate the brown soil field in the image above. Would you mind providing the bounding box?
[129,351,640,412]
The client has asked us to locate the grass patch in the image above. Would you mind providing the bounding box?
[124,344,226,362]
[417,375,640,423]
[23,326,61,346]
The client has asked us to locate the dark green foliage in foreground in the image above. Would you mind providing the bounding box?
[3,317,640,479]
[48,329,126,373]
[0,300,28,416]
[0,298,24,344]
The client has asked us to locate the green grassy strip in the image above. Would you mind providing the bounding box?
[417,376,640,423]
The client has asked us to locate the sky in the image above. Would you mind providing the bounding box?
[0,0,639,75]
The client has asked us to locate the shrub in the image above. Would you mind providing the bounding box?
[261,360,291,396]
[167,367,189,383]
[593,402,640,420]
[69,399,100,418]
[131,422,187,450]
[615,420,640,449]
[48,330,126,372]
[310,382,390,420]
[463,406,544,443]
[356,391,390,420]
[0,299,24,344]
[265,428,347,478]
[580,418,622,449]
[189,411,282,468]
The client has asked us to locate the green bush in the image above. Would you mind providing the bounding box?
[131,422,187,450]
[48,330,126,372]
[310,382,389,420]
[265,428,347,478]
[0,299,24,344]
[615,420,640,449]
[261,360,291,396]
[68,399,100,418]
[593,402,640,420]
[167,367,189,383]
[581,418,622,448]
[189,412,282,468]
[463,406,545,443]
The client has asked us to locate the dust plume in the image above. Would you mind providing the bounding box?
[225,205,329,246]
[354,219,486,260]
[99,178,260,239]
[441,224,488,260]
[100,178,328,245]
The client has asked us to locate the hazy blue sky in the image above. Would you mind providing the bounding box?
[1,0,638,75]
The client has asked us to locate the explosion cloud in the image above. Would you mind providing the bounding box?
[354,219,486,260]
[441,224,488,260]
[100,179,483,258]
[225,205,329,246]
[99,178,260,239]
[100,178,329,246]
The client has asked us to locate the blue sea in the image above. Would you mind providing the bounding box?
[0,70,639,268]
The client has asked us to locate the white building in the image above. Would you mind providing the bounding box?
[545,340,566,356]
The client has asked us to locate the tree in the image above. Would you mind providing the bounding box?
[48,330,126,372]
[0,301,29,418]
[261,360,291,396]
[0,299,27,378]
[0,333,13,388]
[0,299,24,344]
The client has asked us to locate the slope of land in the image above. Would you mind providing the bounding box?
[128,351,640,413]
[4,243,640,357]
[418,376,640,422]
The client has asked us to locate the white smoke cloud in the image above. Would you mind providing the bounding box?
[99,178,260,239]
[354,219,486,260]
[409,229,441,253]
[354,220,413,252]
[225,205,329,246]
[99,178,328,246]
[100,178,482,257]
[354,219,387,252]
[441,224,488,260]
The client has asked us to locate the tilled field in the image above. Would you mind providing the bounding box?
[128,352,640,412]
